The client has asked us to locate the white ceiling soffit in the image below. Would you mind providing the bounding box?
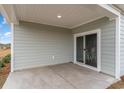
[14,4,116,29]
[0,4,18,24]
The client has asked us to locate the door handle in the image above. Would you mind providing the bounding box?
[83,49,87,51]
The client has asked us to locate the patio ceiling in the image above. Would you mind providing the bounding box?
[14,4,117,29]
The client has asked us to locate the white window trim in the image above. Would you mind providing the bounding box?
[73,29,101,72]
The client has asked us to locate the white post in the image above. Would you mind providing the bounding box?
[73,35,76,64]
[115,16,121,79]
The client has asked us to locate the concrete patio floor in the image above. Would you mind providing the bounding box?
[3,63,116,89]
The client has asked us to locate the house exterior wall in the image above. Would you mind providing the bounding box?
[13,21,73,70]
[120,14,124,76]
[72,17,116,76]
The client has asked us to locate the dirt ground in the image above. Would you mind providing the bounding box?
[0,49,11,88]
[0,63,10,88]
[107,80,124,89]
[0,49,11,58]
[0,63,10,75]
[0,74,8,88]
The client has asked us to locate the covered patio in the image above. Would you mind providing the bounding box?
[0,4,121,89]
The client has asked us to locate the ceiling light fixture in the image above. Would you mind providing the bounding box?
[57,15,62,19]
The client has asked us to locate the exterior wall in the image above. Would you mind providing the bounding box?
[72,17,116,76]
[14,21,73,70]
[120,14,124,76]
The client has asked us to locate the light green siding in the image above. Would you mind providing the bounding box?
[120,14,124,76]
[14,21,73,70]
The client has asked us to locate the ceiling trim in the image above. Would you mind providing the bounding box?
[70,15,105,29]
[19,19,72,29]
[109,5,122,13]
[113,5,124,15]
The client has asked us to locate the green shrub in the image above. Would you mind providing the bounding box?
[0,54,11,70]
[0,60,5,69]
[2,54,11,64]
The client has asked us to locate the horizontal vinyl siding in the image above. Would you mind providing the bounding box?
[72,17,116,76]
[14,21,73,70]
[101,20,115,76]
[120,15,124,76]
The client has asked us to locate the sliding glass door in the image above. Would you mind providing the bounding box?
[76,33,97,68]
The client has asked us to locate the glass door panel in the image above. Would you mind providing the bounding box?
[76,36,84,63]
[85,34,97,67]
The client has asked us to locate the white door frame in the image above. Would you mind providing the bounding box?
[74,29,101,72]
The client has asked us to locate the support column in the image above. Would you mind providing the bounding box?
[115,16,121,79]
[11,23,14,72]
